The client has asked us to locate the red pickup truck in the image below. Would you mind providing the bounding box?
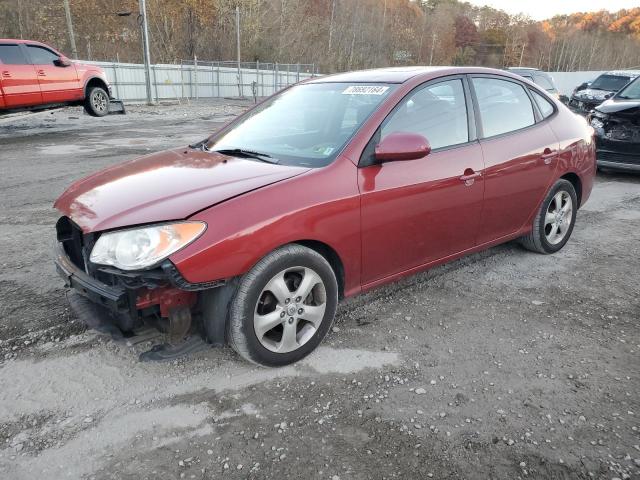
[0,39,112,116]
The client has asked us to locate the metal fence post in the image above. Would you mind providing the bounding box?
[274,62,278,93]
[216,63,220,97]
[112,62,120,99]
[180,61,184,99]
[152,65,159,102]
[296,63,300,83]
[194,55,199,99]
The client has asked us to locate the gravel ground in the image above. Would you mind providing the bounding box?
[0,100,639,480]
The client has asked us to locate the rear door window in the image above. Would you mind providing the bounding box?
[0,44,28,65]
[26,45,59,65]
[472,77,535,138]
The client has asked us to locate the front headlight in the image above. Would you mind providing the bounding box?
[90,222,206,271]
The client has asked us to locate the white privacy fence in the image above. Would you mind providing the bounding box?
[84,60,318,102]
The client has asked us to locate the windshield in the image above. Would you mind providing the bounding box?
[590,74,632,92]
[207,82,396,167]
[616,77,640,100]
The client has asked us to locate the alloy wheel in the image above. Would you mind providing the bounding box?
[544,191,573,245]
[253,266,327,353]
[92,91,108,113]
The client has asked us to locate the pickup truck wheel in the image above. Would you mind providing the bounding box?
[227,245,338,367]
[84,86,109,117]
[520,179,577,254]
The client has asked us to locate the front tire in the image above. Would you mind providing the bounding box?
[520,179,578,254]
[227,245,338,367]
[84,86,109,117]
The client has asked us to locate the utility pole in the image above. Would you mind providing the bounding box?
[63,0,78,59]
[139,0,153,105]
[236,5,243,97]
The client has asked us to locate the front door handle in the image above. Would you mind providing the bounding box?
[37,69,46,76]
[460,169,482,186]
[1,71,10,78]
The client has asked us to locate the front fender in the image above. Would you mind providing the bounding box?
[169,157,363,297]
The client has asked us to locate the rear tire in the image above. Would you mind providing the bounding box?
[226,244,338,367]
[84,86,109,117]
[520,179,577,254]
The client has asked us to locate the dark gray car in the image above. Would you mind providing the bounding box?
[569,70,640,115]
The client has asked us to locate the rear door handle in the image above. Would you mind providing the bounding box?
[1,71,10,77]
[541,149,558,164]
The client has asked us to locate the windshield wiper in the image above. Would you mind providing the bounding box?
[213,148,279,164]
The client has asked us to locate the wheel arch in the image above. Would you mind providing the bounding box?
[291,240,346,300]
[560,172,582,208]
[201,239,346,348]
[84,76,109,98]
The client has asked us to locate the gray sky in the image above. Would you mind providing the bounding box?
[465,0,640,20]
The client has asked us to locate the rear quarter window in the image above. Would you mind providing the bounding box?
[530,90,555,119]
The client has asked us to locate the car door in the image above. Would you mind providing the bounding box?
[358,77,485,285]
[469,76,560,244]
[0,43,42,108]
[25,44,79,104]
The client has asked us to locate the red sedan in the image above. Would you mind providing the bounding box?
[54,67,596,366]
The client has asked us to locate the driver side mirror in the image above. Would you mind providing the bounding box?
[54,56,72,67]
[375,132,431,163]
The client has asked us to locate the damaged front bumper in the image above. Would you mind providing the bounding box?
[590,112,640,172]
[54,216,227,357]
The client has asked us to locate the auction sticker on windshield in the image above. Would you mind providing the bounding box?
[342,85,390,95]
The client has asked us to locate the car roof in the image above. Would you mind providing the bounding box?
[0,39,48,46]
[507,67,540,72]
[307,66,525,84]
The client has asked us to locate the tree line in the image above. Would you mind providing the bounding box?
[1,0,639,72]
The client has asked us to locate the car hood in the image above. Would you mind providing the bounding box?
[573,88,613,102]
[54,148,310,233]
[596,99,640,115]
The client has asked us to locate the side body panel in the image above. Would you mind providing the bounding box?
[170,158,363,297]
[27,42,83,103]
[0,43,41,107]
[547,107,596,206]
[358,142,484,284]
[476,122,559,244]
[35,62,81,103]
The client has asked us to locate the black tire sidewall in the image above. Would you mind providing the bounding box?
[230,247,338,367]
[537,180,578,253]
